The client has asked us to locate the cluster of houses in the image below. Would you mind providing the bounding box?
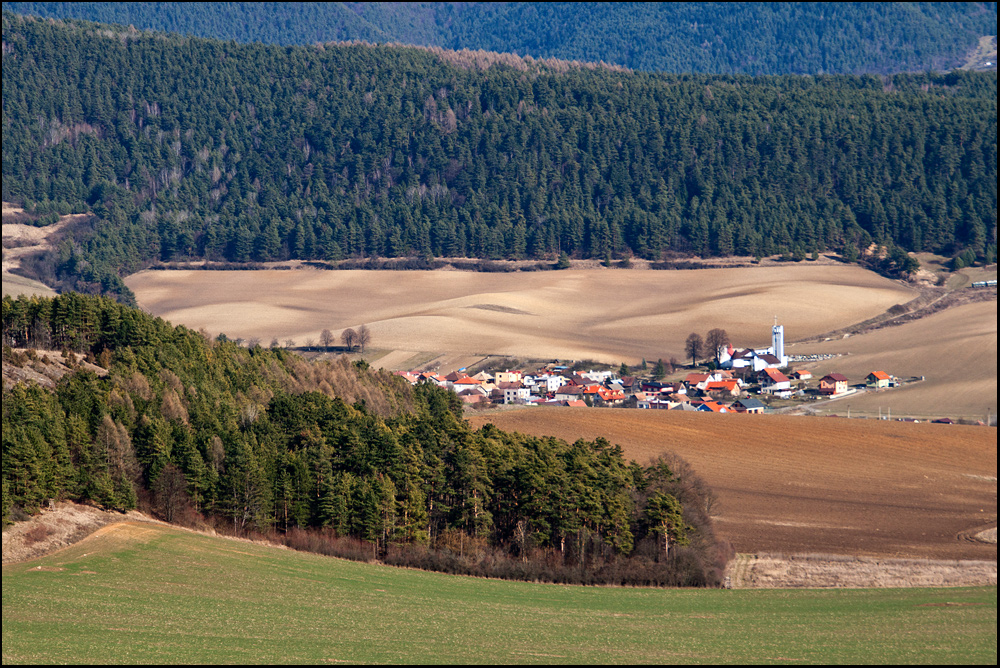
[393,363,898,413]
[392,324,900,413]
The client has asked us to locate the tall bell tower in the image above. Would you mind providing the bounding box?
[771,317,786,366]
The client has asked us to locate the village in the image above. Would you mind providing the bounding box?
[392,322,926,418]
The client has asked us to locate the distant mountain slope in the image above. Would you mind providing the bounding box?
[5,2,997,75]
[2,13,996,302]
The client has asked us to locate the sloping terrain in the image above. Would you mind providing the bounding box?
[127,264,916,364]
[3,520,996,663]
[469,408,997,561]
[797,299,997,419]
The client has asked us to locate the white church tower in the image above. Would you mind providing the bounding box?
[771,318,787,367]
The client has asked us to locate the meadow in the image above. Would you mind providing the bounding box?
[2,522,996,664]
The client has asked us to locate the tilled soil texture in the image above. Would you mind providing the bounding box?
[468,408,997,561]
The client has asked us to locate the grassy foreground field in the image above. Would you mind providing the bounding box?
[2,522,995,665]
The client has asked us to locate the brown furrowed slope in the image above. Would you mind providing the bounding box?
[469,408,997,560]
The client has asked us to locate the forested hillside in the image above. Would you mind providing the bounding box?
[2,293,725,586]
[6,2,996,75]
[1,13,997,302]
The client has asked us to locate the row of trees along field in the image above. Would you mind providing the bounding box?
[1,13,996,303]
[2,293,727,586]
[6,2,996,75]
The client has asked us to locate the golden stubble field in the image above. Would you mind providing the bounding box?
[127,264,916,362]
[469,408,997,561]
[800,299,997,420]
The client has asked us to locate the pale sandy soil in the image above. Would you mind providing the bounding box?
[2,501,156,564]
[1,271,57,298]
[126,265,916,364]
[794,300,997,419]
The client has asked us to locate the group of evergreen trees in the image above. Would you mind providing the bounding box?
[2,293,723,586]
[2,13,995,303]
[7,2,995,75]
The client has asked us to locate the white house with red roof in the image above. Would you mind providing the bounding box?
[757,368,792,395]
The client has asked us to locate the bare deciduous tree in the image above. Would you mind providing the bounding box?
[152,463,191,523]
[357,324,371,353]
[685,333,704,367]
[341,328,357,351]
[705,328,730,364]
[320,329,334,349]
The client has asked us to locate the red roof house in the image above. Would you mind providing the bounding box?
[818,373,850,396]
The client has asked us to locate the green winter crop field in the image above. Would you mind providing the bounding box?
[2,522,996,664]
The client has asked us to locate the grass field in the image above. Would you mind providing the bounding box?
[2,522,995,664]
[469,409,997,561]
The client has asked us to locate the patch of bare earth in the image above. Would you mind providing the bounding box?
[3,349,108,391]
[2,501,158,564]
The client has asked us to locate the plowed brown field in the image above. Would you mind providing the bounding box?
[469,408,997,560]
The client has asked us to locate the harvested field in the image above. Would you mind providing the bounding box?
[1,271,56,298]
[2,203,90,297]
[126,265,916,364]
[728,553,996,589]
[795,299,997,420]
[468,408,997,561]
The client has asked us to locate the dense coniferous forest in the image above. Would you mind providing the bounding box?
[2,294,726,586]
[1,13,997,303]
[5,2,997,75]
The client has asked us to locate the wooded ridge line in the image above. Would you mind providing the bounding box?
[1,12,996,305]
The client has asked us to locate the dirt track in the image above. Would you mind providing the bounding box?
[469,408,998,561]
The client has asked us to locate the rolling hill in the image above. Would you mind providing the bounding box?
[3,520,996,663]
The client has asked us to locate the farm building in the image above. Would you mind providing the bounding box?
[818,373,850,396]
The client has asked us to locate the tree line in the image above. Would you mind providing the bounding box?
[2,293,727,586]
[1,13,996,303]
